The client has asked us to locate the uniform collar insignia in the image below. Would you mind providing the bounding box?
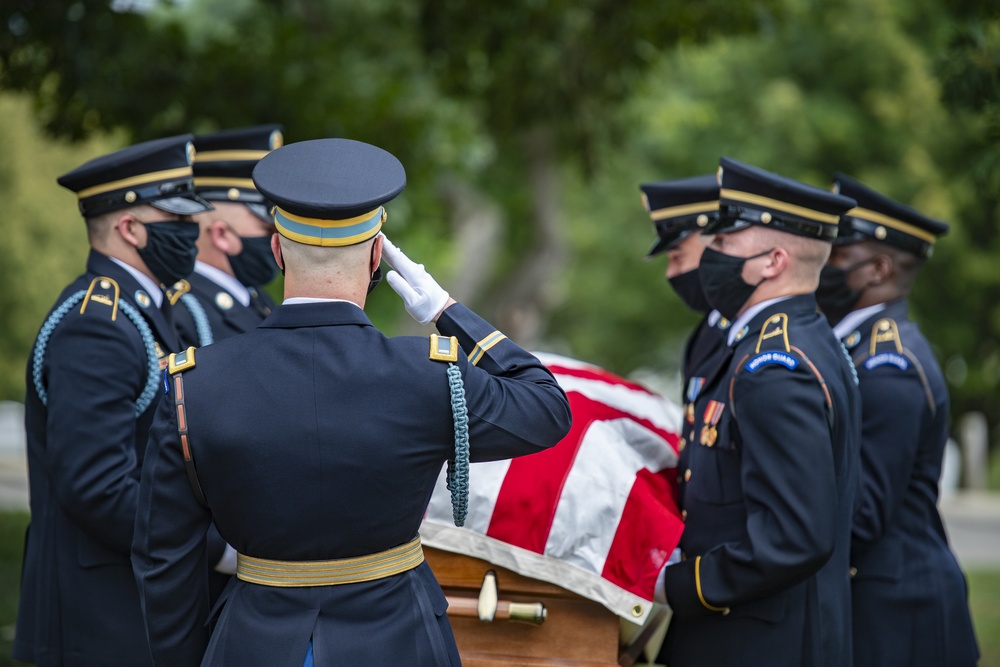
[134,290,151,309]
[215,291,234,310]
[844,330,861,349]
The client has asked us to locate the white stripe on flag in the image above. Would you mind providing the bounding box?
[545,417,677,574]
[425,458,511,533]
[552,374,683,434]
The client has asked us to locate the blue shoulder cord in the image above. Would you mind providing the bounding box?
[179,293,215,347]
[446,363,470,527]
[32,291,161,416]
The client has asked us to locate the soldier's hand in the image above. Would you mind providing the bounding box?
[382,235,452,324]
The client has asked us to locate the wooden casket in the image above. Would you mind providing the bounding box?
[423,354,681,666]
[426,547,669,667]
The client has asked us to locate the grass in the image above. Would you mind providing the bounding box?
[0,511,997,665]
[970,570,1000,667]
[0,511,27,667]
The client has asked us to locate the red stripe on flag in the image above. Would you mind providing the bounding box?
[487,393,680,553]
[546,364,657,395]
[601,468,685,598]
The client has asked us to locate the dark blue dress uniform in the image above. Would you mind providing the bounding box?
[14,136,211,667]
[639,175,731,504]
[172,271,276,348]
[829,174,979,667]
[660,158,862,667]
[131,138,574,667]
[174,125,283,349]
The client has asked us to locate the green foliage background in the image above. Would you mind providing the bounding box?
[0,0,998,441]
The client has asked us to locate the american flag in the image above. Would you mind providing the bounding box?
[421,352,685,624]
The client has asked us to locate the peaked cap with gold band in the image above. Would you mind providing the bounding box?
[193,124,283,223]
[640,174,720,257]
[710,157,856,241]
[57,134,213,218]
[252,138,405,247]
[832,173,948,258]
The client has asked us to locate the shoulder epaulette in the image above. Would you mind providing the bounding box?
[862,318,910,371]
[168,346,197,374]
[34,283,160,416]
[79,276,120,319]
[429,334,459,362]
[732,312,833,428]
[743,313,798,374]
[166,279,191,306]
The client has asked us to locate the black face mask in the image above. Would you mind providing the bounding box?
[668,268,712,314]
[229,235,278,287]
[137,220,200,287]
[367,240,381,295]
[698,247,772,321]
[815,257,876,326]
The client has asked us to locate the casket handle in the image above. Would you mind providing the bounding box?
[445,570,548,626]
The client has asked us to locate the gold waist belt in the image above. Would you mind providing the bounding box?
[236,536,424,587]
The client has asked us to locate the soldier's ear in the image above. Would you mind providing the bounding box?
[759,247,788,280]
[209,220,238,255]
[115,211,145,249]
[271,233,285,275]
[870,253,894,285]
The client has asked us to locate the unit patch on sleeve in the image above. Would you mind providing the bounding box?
[745,350,799,373]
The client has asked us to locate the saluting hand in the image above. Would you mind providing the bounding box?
[381,234,453,324]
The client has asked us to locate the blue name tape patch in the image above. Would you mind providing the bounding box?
[864,352,909,371]
[746,351,799,373]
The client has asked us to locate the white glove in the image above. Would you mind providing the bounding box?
[214,544,237,575]
[654,548,683,604]
[381,235,451,325]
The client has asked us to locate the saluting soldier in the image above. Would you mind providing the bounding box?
[640,175,730,508]
[131,138,573,666]
[173,124,283,349]
[656,157,861,667]
[14,136,211,666]
[816,173,980,667]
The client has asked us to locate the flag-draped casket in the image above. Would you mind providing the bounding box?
[421,353,685,665]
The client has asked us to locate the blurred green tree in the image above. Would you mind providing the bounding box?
[0,95,119,400]
[0,0,998,439]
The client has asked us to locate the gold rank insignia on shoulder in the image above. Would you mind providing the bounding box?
[429,334,459,362]
[80,276,120,319]
[870,318,903,355]
[166,280,191,306]
[863,318,910,372]
[168,346,197,374]
[755,313,790,353]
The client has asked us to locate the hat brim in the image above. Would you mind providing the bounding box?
[246,202,273,224]
[151,195,214,215]
[703,216,753,236]
[646,229,697,257]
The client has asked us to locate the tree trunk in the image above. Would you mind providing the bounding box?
[492,126,568,346]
